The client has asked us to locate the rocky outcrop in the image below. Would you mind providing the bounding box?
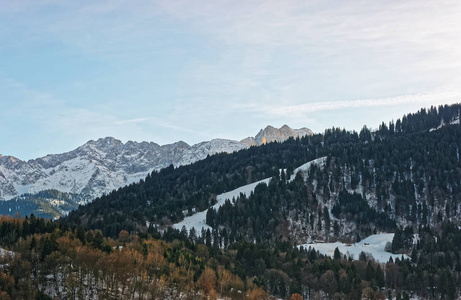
[241,125,313,146]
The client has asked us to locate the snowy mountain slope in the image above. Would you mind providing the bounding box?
[0,138,250,203]
[175,139,247,167]
[1,138,247,203]
[0,137,190,202]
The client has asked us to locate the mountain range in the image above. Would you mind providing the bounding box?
[0,125,312,217]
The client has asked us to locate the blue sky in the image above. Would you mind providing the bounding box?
[1,0,461,160]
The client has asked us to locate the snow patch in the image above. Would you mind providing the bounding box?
[298,233,408,263]
[0,247,15,258]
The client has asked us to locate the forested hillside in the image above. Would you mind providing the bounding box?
[65,103,461,239]
[207,120,461,244]
[0,190,81,219]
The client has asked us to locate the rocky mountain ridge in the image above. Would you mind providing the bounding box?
[0,125,311,206]
[240,125,313,147]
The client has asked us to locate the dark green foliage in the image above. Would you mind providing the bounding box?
[76,226,86,245]
[0,214,62,247]
[334,247,341,260]
[40,235,58,261]
[387,222,461,299]
[332,191,396,231]
[376,264,385,288]
[35,290,53,300]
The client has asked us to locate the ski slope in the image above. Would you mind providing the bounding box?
[298,233,409,263]
[173,157,326,233]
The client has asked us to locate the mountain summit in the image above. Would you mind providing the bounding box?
[240,125,313,147]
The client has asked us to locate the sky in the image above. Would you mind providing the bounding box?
[1,0,461,160]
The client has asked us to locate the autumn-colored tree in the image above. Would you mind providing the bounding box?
[0,291,10,300]
[208,288,218,300]
[362,286,386,300]
[247,287,268,300]
[0,271,14,293]
[217,266,232,294]
[0,272,14,300]
[143,241,167,279]
[198,268,217,297]
[289,293,303,300]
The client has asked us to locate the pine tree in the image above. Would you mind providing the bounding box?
[334,247,341,260]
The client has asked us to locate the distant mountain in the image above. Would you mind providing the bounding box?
[0,137,247,204]
[0,125,312,217]
[240,125,313,147]
[175,139,247,166]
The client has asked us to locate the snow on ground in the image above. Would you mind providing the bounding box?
[173,178,271,233]
[31,157,97,195]
[12,183,34,197]
[173,157,327,234]
[289,157,327,182]
[298,233,408,263]
[429,117,460,132]
[0,247,15,258]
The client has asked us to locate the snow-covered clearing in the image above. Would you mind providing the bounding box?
[173,157,326,233]
[298,233,408,263]
[173,178,271,233]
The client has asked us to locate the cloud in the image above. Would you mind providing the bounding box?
[4,1,461,94]
[154,0,461,114]
[114,117,208,137]
[237,90,461,118]
[114,118,156,125]
[156,0,461,53]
